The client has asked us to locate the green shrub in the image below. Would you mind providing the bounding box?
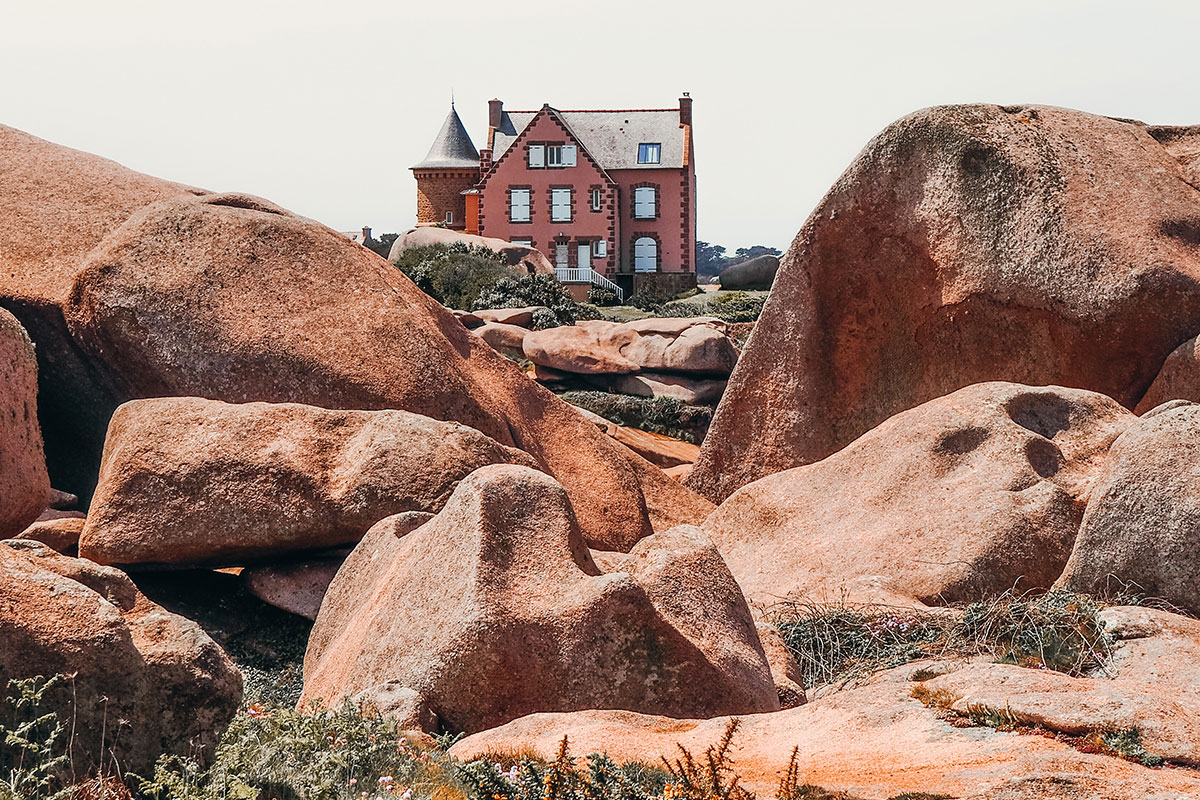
[705,292,766,323]
[0,676,69,800]
[587,287,621,307]
[393,243,512,311]
[573,303,604,322]
[560,391,712,443]
[627,286,671,312]
[474,274,578,327]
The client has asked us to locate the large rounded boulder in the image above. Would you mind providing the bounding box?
[302,465,777,733]
[1058,401,1200,613]
[0,124,710,550]
[79,397,539,567]
[689,105,1200,501]
[0,309,48,538]
[702,382,1133,607]
[0,540,241,774]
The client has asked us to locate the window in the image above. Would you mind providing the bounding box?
[590,188,602,211]
[633,187,656,219]
[637,143,661,164]
[555,243,569,269]
[444,211,454,225]
[594,240,607,258]
[528,145,545,168]
[510,188,531,222]
[551,188,572,222]
[511,239,533,248]
[634,237,657,272]
[577,242,591,270]
[546,144,577,168]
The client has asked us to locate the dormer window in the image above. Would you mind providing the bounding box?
[637,143,661,164]
[546,144,577,168]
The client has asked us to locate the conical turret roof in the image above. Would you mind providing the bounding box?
[411,105,480,170]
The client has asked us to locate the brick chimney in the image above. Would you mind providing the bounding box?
[361,226,372,242]
[679,92,692,126]
[488,98,503,148]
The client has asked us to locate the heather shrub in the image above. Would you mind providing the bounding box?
[474,275,578,327]
[393,243,511,311]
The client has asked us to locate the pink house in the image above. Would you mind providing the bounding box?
[412,95,697,300]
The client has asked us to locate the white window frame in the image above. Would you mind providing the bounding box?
[590,188,602,211]
[509,188,531,222]
[528,145,545,168]
[545,144,577,168]
[634,187,656,219]
[550,188,572,222]
[593,240,607,258]
[637,143,661,164]
[444,210,454,225]
[510,238,533,248]
[634,237,657,272]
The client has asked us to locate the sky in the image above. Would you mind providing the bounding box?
[3,0,1199,252]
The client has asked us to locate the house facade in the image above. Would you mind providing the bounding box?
[411,95,697,299]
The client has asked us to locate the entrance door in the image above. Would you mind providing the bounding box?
[555,243,569,269]
[577,242,591,271]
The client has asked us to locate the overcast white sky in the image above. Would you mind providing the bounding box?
[3,0,1198,251]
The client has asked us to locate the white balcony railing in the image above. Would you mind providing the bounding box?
[555,267,624,303]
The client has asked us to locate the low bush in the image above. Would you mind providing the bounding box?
[560,391,712,444]
[393,243,512,311]
[705,293,766,323]
[770,590,1113,690]
[627,287,672,312]
[587,287,621,307]
[474,275,578,328]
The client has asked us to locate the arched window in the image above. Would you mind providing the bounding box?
[634,237,658,272]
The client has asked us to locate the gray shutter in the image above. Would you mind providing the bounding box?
[563,145,577,166]
[528,145,545,168]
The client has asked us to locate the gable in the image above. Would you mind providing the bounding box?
[493,109,685,170]
[480,108,612,190]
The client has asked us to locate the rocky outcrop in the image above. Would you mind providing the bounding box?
[472,321,528,360]
[0,541,241,774]
[0,124,711,551]
[1137,335,1200,413]
[386,227,555,275]
[1058,401,1200,613]
[13,514,84,553]
[451,656,1200,800]
[474,306,548,327]
[690,105,1200,501]
[523,318,737,376]
[718,255,779,290]
[79,398,539,567]
[0,309,49,538]
[302,465,777,733]
[702,383,1133,607]
[602,373,727,405]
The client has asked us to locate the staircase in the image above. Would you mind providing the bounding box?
[555,268,625,303]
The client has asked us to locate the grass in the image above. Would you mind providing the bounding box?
[769,590,1113,691]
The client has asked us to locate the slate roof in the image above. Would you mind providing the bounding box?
[411,105,480,170]
[492,108,686,170]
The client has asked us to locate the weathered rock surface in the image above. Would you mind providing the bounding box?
[0,308,49,538]
[523,318,737,376]
[917,606,1200,768]
[602,372,727,405]
[79,398,539,567]
[702,383,1133,606]
[14,514,84,553]
[0,124,711,551]
[474,307,547,327]
[386,227,555,275]
[1137,334,1200,413]
[718,255,779,290]
[1058,402,1200,613]
[604,426,700,469]
[242,552,348,620]
[303,465,777,733]
[451,659,1200,800]
[472,321,528,360]
[690,104,1200,502]
[0,541,241,774]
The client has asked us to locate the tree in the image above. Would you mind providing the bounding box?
[695,240,729,278]
[364,232,399,259]
[732,244,782,263]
